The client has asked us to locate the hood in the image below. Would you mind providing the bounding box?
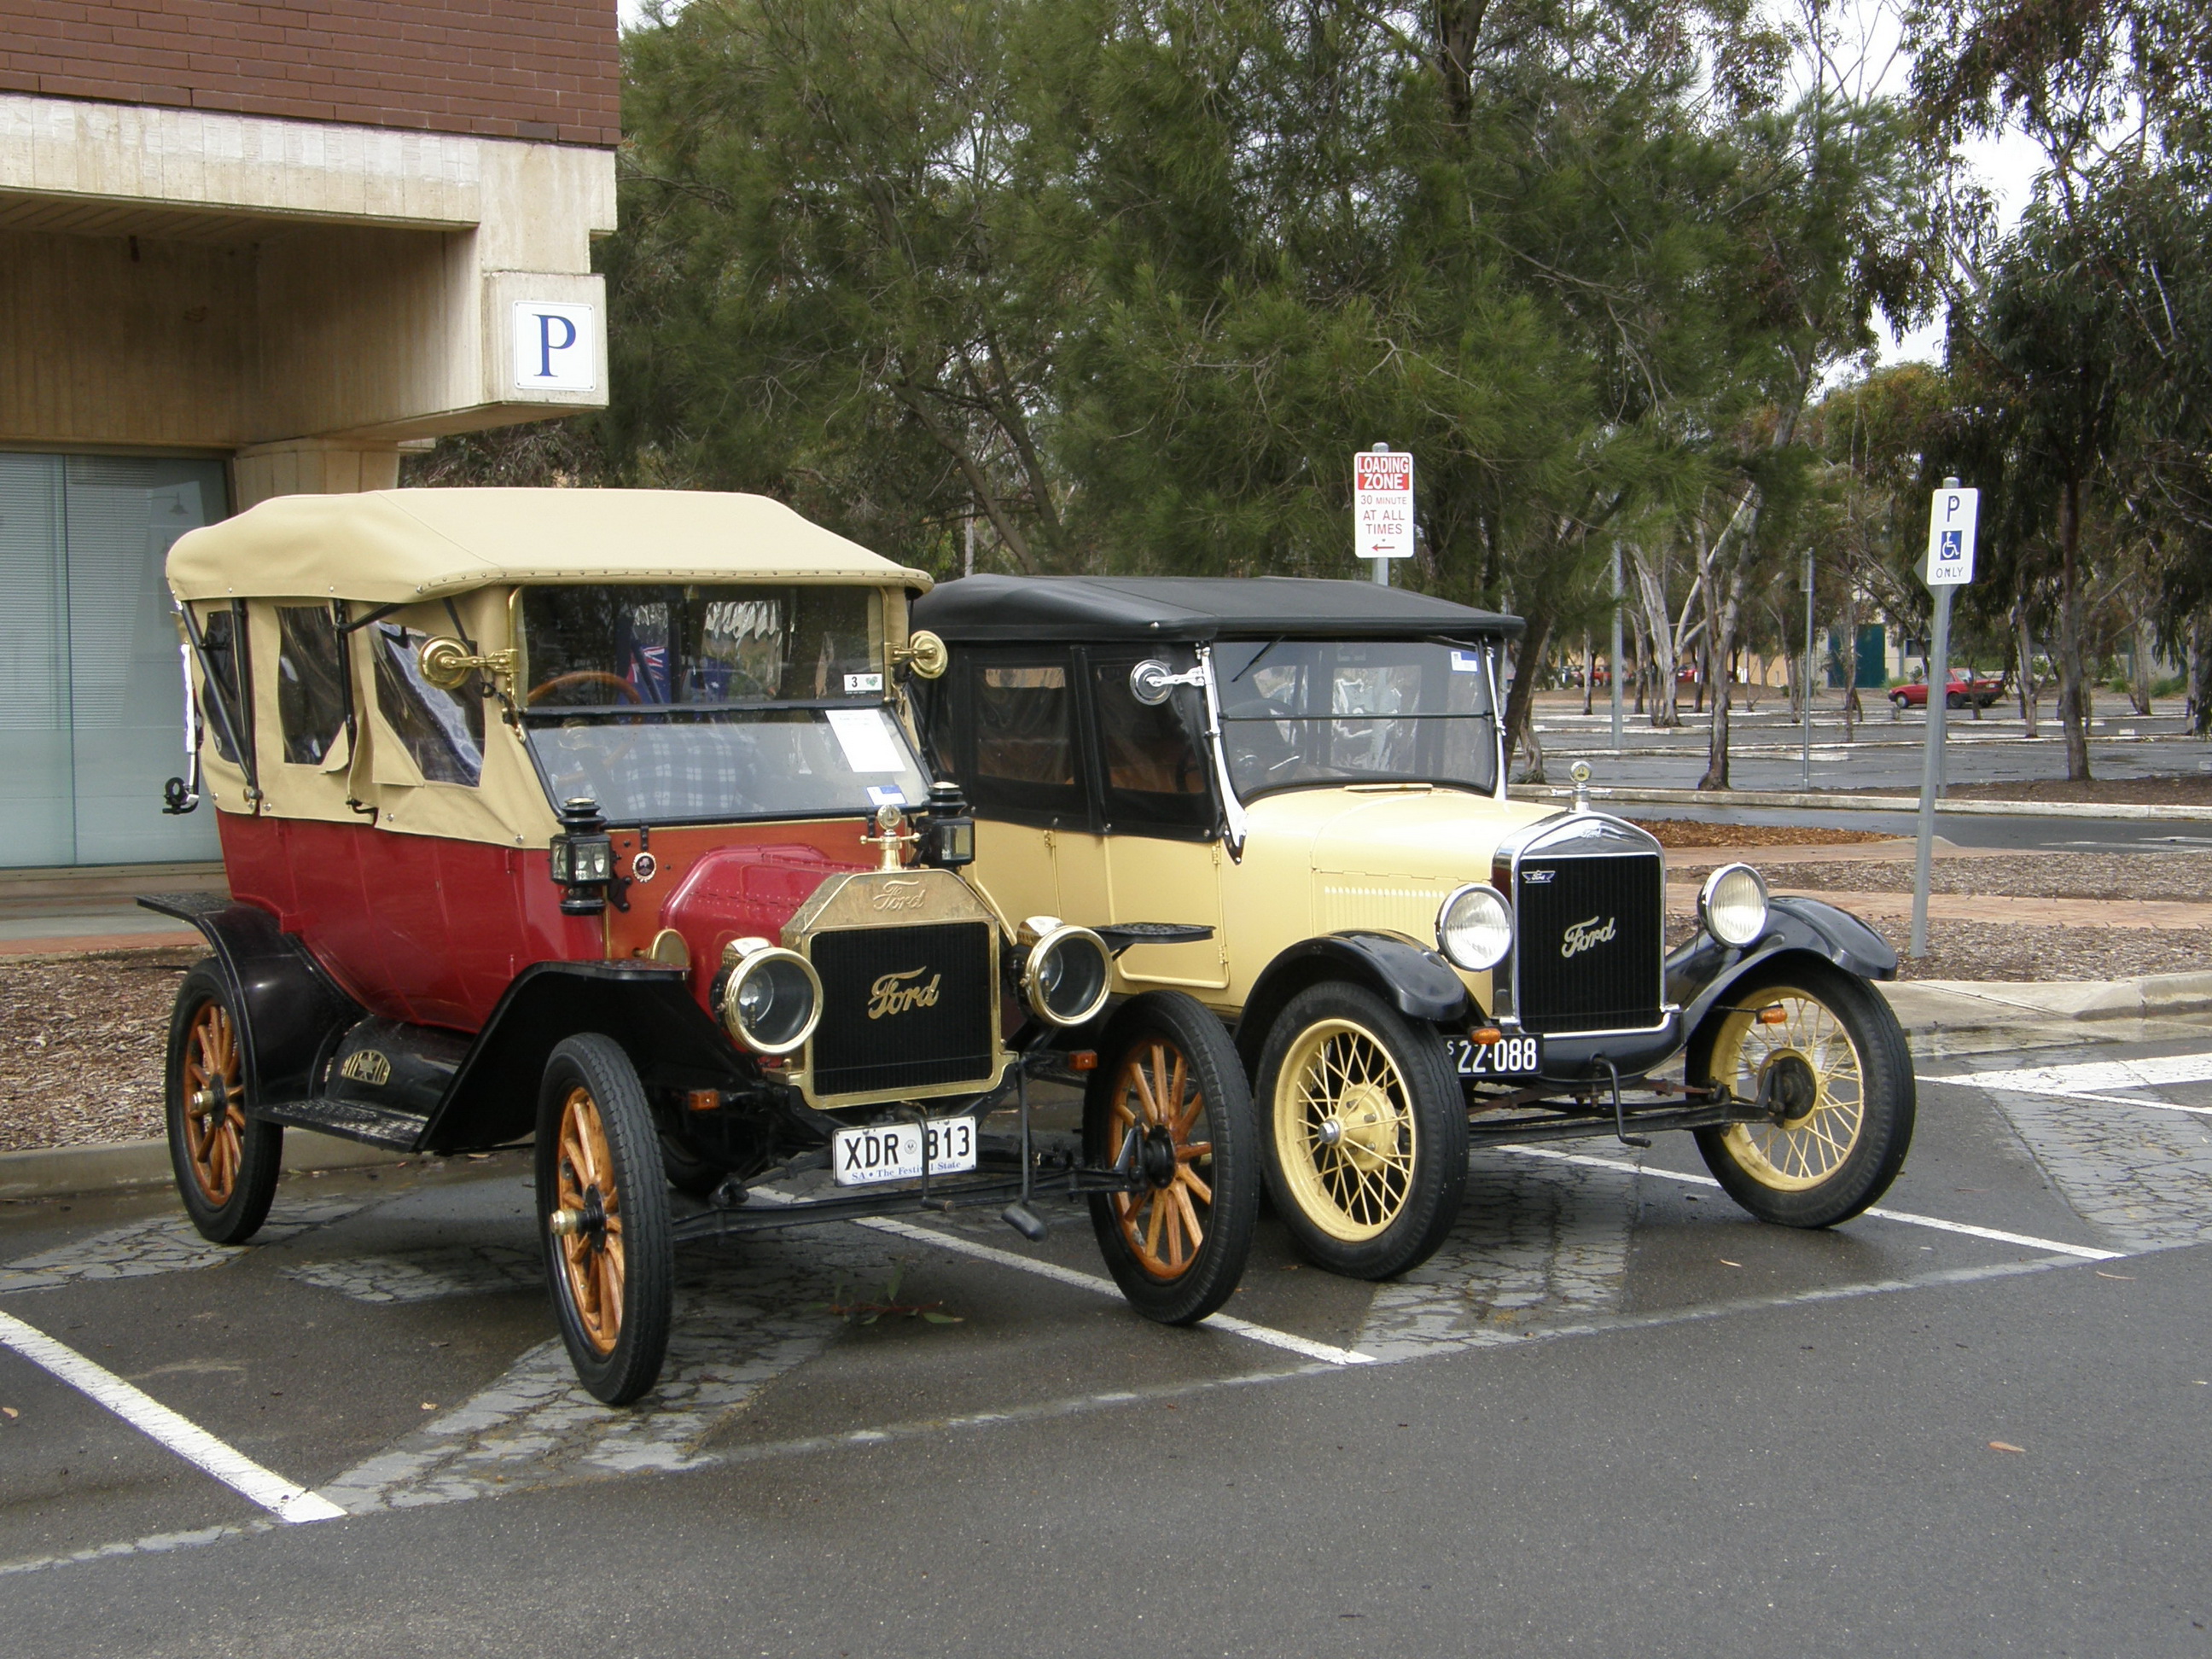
[1245,786,1564,883]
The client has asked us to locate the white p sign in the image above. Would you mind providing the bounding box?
[1924,486,1979,587]
[512,301,598,393]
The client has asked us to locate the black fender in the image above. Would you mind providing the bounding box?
[1234,931,1471,1075]
[1669,895,1899,1077]
[137,894,363,1106]
[418,962,746,1153]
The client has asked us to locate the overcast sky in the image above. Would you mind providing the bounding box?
[610,0,2044,365]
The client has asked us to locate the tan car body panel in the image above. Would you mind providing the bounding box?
[974,786,1563,1018]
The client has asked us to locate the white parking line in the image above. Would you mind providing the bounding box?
[1497,1146,2126,1261]
[0,1308,345,1524]
[1926,1057,2212,1117]
[853,1216,1379,1366]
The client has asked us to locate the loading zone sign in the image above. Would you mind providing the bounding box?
[1353,450,1415,560]
[1924,486,1979,587]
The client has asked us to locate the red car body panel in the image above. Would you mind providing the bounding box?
[217,812,875,1032]
[1890,672,2002,707]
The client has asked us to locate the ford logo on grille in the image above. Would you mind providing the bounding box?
[1560,916,1616,959]
[867,966,943,1019]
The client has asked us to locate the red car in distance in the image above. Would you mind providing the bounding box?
[1889,669,2004,711]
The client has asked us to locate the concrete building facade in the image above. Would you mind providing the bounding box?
[1,1,620,867]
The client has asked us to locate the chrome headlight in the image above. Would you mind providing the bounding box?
[1436,884,1513,971]
[719,938,824,1056]
[1699,864,1770,948]
[1018,916,1114,1027]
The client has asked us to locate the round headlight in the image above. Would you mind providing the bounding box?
[1022,924,1114,1027]
[721,944,823,1056]
[1699,864,1770,948]
[1437,884,1513,971]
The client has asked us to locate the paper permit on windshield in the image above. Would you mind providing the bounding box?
[826,707,905,773]
[1450,649,1483,672]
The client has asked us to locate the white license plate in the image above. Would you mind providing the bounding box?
[1448,1033,1544,1078]
[831,1116,979,1187]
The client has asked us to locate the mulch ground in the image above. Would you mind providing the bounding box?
[1947,775,2212,806]
[1,946,198,1153]
[1628,818,1895,849]
[1755,853,2212,905]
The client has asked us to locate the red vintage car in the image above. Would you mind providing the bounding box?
[1889,669,2004,711]
[147,490,1256,1403]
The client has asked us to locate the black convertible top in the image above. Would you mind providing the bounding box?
[908,574,1523,644]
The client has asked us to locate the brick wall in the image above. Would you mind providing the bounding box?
[1,2,620,147]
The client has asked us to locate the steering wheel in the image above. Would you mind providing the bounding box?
[527,671,643,707]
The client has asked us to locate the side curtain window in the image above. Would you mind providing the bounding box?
[963,653,1086,822]
[197,605,249,764]
[373,624,485,785]
[1090,653,1214,835]
[276,606,347,765]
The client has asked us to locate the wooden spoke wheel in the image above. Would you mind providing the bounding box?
[534,1034,672,1406]
[1102,1039,1216,1282]
[1692,962,1916,1228]
[1085,992,1258,1325]
[163,963,282,1245]
[1255,981,1465,1280]
[553,1086,626,1355]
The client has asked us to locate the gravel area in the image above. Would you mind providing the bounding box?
[1,946,196,1152]
[1889,921,2212,981]
[1628,818,1894,849]
[1753,853,2212,904]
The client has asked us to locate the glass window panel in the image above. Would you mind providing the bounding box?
[276,606,347,765]
[375,625,485,785]
[521,585,879,707]
[1213,639,1499,800]
[975,664,1074,786]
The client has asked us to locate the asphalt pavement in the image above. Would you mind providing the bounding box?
[4,1010,2211,1656]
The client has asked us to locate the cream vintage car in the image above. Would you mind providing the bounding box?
[911,575,1914,1280]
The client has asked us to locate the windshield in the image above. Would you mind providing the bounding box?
[1212,638,1500,799]
[518,585,928,822]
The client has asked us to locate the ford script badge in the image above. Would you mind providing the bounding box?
[1559,915,1616,959]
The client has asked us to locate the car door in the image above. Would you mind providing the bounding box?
[1085,649,1229,991]
[928,648,1089,928]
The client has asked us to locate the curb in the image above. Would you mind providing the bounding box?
[0,1132,407,1202]
[1511,784,2212,822]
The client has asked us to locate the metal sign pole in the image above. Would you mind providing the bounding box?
[1610,545,1624,753]
[1910,474,1976,959]
[1802,550,1814,791]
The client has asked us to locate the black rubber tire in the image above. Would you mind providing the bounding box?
[165,961,282,1245]
[1254,981,1466,1280]
[535,1034,674,1406]
[1945,690,1965,710]
[658,1133,728,1202]
[1083,992,1259,1324]
[1689,958,1916,1228]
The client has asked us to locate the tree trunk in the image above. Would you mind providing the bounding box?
[1501,611,1552,783]
[1698,562,1747,791]
[2191,616,2212,736]
[1841,596,1860,741]
[1632,613,1649,715]
[1581,634,1595,716]
[2057,476,2093,782]
[2012,591,2039,736]
[2130,612,2154,716]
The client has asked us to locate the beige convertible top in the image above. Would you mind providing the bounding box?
[166,487,933,604]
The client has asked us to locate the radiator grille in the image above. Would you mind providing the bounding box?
[1514,853,1663,1034]
[807,921,998,1099]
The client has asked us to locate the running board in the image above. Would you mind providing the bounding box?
[250,1097,429,1151]
[1467,1101,1759,1149]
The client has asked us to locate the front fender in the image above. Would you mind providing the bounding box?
[1235,931,1470,1073]
[1669,894,1897,1041]
[137,893,364,1104]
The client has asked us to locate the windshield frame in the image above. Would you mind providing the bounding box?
[1207,634,1507,810]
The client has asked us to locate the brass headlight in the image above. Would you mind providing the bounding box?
[1018,916,1114,1027]
[719,937,824,1056]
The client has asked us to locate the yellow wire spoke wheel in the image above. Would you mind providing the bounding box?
[1708,984,1866,1192]
[555,1085,626,1356]
[179,998,245,1206]
[1273,1017,1417,1243]
[1103,1038,1215,1282]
